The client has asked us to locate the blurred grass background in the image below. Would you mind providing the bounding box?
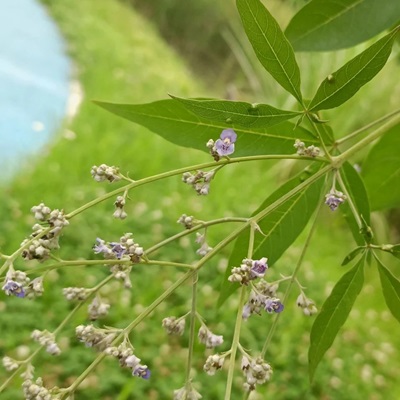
[0,0,400,399]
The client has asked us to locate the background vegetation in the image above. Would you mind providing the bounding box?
[1,0,400,399]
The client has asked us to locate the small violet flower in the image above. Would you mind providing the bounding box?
[133,365,151,379]
[250,257,268,279]
[110,242,127,259]
[325,189,346,211]
[93,238,110,255]
[2,280,25,298]
[215,129,237,156]
[264,298,284,314]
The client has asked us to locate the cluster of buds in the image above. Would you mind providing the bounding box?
[104,341,150,379]
[162,316,186,336]
[177,214,196,229]
[22,377,59,400]
[296,292,318,316]
[174,384,202,400]
[2,356,19,371]
[207,129,237,161]
[182,170,215,196]
[21,204,69,262]
[228,257,268,286]
[31,330,61,356]
[31,203,51,221]
[198,326,223,349]
[294,139,321,157]
[195,233,212,257]
[63,287,90,301]
[88,296,110,320]
[113,195,127,220]
[242,280,283,320]
[76,324,117,351]
[91,164,121,183]
[26,277,44,298]
[241,356,273,391]
[109,264,133,288]
[325,189,346,211]
[203,353,225,376]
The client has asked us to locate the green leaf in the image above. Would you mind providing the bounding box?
[95,99,317,156]
[376,258,400,324]
[341,247,365,266]
[218,166,324,307]
[285,0,400,52]
[309,256,365,381]
[362,123,400,210]
[236,0,302,102]
[340,162,371,245]
[170,96,301,129]
[308,29,398,111]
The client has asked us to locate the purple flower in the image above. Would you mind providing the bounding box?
[215,129,237,156]
[250,257,268,279]
[325,190,346,211]
[110,242,127,259]
[93,238,127,259]
[2,280,25,298]
[133,365,151,379]
[93,238,109,254]
[325,194,344,211]
[265,298,284,314]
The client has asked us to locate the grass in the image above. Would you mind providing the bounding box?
[1,0,400,399]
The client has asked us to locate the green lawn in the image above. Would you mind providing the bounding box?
[1,0,400,399]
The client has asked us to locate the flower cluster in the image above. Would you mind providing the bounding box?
[113,195,127,220]
[294,139,321,157]
[198,326,223,349]
[94,233,143,262]
[195,233,212,257]
[228,257,268,286]
[76,324,117,351]
[31,203,51,221]
[22,377,59,400]
[182,170,215,196]
[104,341,150,379]
[207,129,237,161]
[1,269,44,299]
[177,214,196,229]
[2,269,28,298]
[203,353,225,376]
[21,204,69,262]
[242,280,284,320]
[26,277,45,298]
[91,164,121,183]
[88,296,110,320]
[241,356,273,391]
[325,189,347,211]
[94,233,144,288]
[63,287,90,301]
[2,356,19,371]
[296,292,318,316]
[162,316,186,336]
[31,329,61,356]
